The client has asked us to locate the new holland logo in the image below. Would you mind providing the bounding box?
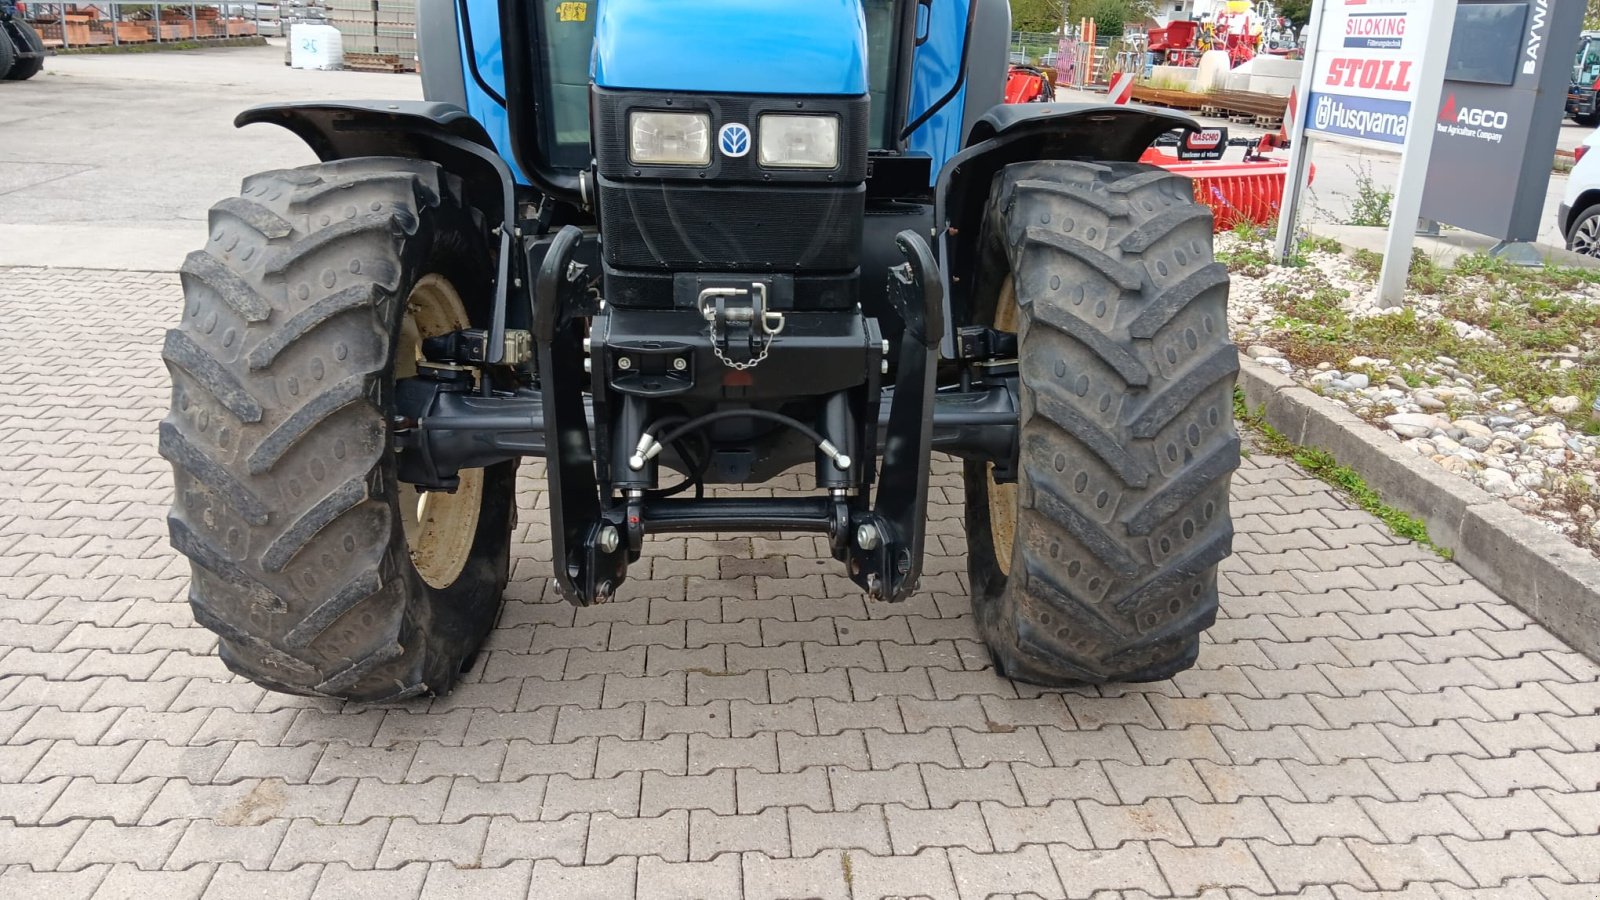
[719,123,752,158]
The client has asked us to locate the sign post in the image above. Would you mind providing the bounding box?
[1273,13,1325,264]
[1376,0,1457,306]
[1272,0,1459,307]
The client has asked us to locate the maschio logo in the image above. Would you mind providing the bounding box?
[1310,92,1410,143]
[718,123,751,158]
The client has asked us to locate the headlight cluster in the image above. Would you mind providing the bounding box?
[628,111,839,169]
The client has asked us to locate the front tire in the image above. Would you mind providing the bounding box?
[2,20,43,81]
[161,158,515,702]
[963,160,1240,685]
[0,25,15,80]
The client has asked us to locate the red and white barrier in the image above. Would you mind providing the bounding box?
[1108,72,1134,105]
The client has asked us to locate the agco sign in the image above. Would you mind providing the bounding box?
[1436,93,1510,143]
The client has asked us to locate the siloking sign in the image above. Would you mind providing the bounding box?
[1307,0,1439,145]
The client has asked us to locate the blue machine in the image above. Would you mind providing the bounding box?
[442,0,982,187]
[0,0,46,81]
[163,0,1240,703]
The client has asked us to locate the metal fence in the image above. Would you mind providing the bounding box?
[22,2,262,50]
[1009,28,1142,89]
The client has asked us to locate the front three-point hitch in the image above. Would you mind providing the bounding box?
[529,223,948,608]
[390,227,1016,609]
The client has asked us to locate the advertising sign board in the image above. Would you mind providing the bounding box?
[1277,0,1459,305]
[1418,0,1585,242]
[1305,0,1442,146]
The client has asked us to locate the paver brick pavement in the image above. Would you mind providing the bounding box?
[0,268,1597,897]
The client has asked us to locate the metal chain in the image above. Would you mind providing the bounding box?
[707,317,775,371]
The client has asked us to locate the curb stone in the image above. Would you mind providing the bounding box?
[1235,358,1600,662]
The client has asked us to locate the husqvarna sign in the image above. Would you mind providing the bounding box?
[1306,0,1441,145]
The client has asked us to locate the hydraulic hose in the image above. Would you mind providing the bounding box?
[628,409,851,472]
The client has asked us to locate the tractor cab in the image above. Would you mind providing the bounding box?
[160,0,1240,703]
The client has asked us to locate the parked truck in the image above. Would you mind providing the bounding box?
[1570,31,1600,126]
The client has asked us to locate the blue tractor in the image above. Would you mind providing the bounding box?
[1,1,46,81]
[162,0,1239,700]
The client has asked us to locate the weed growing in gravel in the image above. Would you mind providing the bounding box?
[1299,234,1344,256]
[1250,251,1600,424]
[1219,221,1275,274]
[1234,388,1452,557]
[1345,165,1394,227]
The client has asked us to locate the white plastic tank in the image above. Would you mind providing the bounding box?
[1194,50,1234,91]
[289,24,344,71]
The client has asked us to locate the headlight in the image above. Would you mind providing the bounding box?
[629,111,711,166]
[758,115,840,169]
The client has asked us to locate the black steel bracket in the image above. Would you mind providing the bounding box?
[849,230,944,603]
[535,225,627,606]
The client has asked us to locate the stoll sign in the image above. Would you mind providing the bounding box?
[1305,0,1441,145]
[1418,0,1585,242]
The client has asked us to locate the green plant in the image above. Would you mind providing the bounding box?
[1344,164,1394,228]
[1298,234,1343,256]
[1407,251,1451,295]
[1350,248,1383,280]
[1234,388,1451,557]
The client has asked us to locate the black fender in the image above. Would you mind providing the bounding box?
[933,102,1196,358]
[237,101,515,229]
[238,100,524,364]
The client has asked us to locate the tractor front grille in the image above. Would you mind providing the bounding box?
[598,177,864,272]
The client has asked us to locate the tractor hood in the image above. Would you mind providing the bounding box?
[591,0,869,96]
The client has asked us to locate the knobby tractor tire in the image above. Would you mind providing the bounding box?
[963,159,1240,685]
[0,26,15,80]
[2,20,43,81]
[161,157,516,702]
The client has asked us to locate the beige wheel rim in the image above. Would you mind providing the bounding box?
[396,274,484,590]
[988,276,1020,576]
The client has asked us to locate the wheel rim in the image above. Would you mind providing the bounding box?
[1574,215,1600,257]
[395,274,484,590]
[988,276,1020,576]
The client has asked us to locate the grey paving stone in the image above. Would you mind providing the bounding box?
[5,265,1598,899]
[742,848,849,900]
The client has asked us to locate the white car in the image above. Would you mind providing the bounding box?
[1560,129,1600,255]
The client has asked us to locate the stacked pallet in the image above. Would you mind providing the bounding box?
[31,5,262,48]
[253,1,331,39]
[1208,89,1292,128]
[328,0,416,71]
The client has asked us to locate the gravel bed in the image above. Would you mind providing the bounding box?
[1221,232,1600,556]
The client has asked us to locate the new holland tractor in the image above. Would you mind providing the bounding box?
[1,1,47,81]
[161,0,1239,701]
